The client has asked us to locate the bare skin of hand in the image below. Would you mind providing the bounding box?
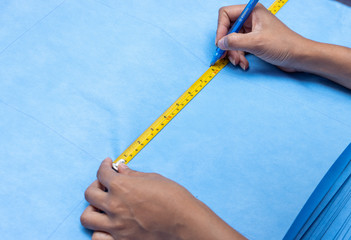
[216,4,351,89]
[81,158,247,240]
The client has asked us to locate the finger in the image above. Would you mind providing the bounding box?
[227,51,240,66]
[81,205,112,232]
[92,231,114,240]
[218,32,258,53]
[97,158,117,189]
[239,54,249,71]
[85,181,108,211]
[91,179,107,191]
[216,5,249,45]
[117,163,142,176]
[238,50,246,57]
[226,30,245,65]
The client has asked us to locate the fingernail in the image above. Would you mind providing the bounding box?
[112,159,126,172]
[118,163,128,170]
[228,56,236,66]
[218,37,227,50]
[240,63,247,71]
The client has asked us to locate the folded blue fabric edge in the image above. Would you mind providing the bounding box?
[283,143,351,240]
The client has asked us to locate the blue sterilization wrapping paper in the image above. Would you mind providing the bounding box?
[0,0,350,239]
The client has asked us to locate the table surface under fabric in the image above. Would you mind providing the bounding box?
[0,0,350,239]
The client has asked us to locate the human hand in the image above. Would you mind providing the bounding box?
[81,158,246,240]
[216,3,307,72]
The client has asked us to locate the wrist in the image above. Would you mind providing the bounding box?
[290,37,318,73]
[174,198,247,240]
[291,38,351,87]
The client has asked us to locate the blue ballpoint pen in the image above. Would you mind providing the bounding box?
[210,0,259,66]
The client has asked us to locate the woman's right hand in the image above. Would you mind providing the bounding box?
[216,3,351,88]
[216,3,307,72]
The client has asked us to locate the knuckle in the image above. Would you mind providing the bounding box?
[84,189,90,201]
[106,198,120,211]
[96,167,102,179]
[80,212,89,227]
[84,187,92,201]
[218,6,226,15]
[113,219,127,230]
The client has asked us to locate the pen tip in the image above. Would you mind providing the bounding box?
[210,55,219,66]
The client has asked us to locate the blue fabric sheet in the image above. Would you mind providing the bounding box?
[284,144,351,240]
[0,0,351,239]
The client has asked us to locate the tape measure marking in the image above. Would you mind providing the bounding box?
[268,0,289,14]
[114,0,289,165]
[115,58,228,164]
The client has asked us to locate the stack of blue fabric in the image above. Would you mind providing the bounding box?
[285,144,351,239]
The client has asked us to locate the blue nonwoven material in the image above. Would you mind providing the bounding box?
[0,0,350,239]
[284,144,351,239]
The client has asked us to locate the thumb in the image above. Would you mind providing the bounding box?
[218,32,257,53]
[117,163,139,176]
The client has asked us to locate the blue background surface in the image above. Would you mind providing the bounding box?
[0,0,350,239]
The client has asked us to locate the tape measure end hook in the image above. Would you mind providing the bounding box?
[113,159,126,172]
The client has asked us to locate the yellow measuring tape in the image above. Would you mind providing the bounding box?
[113,0,289,168]
[268,0,289,14]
